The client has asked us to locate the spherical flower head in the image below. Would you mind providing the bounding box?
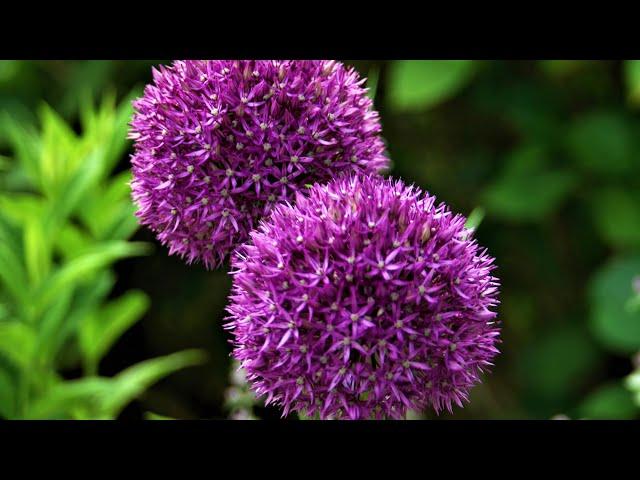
[226,174,500,420]
[129,60,389,269]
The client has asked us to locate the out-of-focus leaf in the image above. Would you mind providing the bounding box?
[54,224,93,260]
[0,235,29,306]
[100,349,207,417]
[42,147,105,237]
[79,171,134,238]
[59,61,115,118]
[388,60,476,112]
[591,188,640,249]
[577,382,637,419]
[627,369,640,406]
[0,194,44,226]
[1,114,41,187]
[46,272,115,370]
[79,290,150,371]
[39,103,78,193]
[589,256,640,354]
[0,367,15,418]
[539,60,590,79]
[23,217,50,286]
[465,207,485,231]
[24,377,112,419]
[0,322,37,369]
[517,325,601,405]
[366,65,380,103]
[483,145,577,222]
[565,112,636,175]
[144,411,176,420]
[624,60,640,107]
[33,241,149,314]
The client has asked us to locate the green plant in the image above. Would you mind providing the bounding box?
[0,93,205,419]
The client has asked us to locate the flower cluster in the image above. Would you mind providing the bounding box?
[225,174,500,419]
[129,60,388,269]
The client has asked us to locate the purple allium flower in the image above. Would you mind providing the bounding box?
[129,60,388,269]
[225,174,500,420]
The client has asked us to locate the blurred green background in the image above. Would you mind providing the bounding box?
[1,60,639,419]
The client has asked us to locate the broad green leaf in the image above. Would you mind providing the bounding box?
[517,325,601,404]
[0,322,37,369]
[100,349,207,417]
[33,241,149,315]
[565,112,636,175]
[589,256,640,353]
[79,290,150,371]
[388,60,476,112]
[627,369,640,406]
[624,60,640,107]
[577,382,637,419]
[23,216,50,286]
[591,188,640,249]
[483,145,577,222]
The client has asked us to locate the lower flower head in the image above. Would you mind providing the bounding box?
[226,174,500,419]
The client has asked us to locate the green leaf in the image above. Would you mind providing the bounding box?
[33,241,149,315]
[565,112,636,175]
[0,322,37,369]
[79,171,136,239]
[483,145,577,222]
[0,232,29,306]
[101,349,207,417]
[517,325,601,404]
[0,193,44,226]
[589,256,640,353]
[591,188,640,249]
[0,367,16,418]
[465,207,485,231]
[144,411,176,420]
[38,103,78,193]
[388,60,476,112]
[577,382,637,419]
[1,114,41,188]
[23,216,51,286]
[366,65,380,103]
[42,146,106,237]
[24,377,112,419]
[624,60,640,107]
[79,290,150,372]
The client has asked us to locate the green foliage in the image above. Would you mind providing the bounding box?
[387,60,476,111]
[577,382,637,419]
[589,256,640,354]
[624,60,640,107]
[0,95,204,419]
[565,112,636,176]
[483,145,577,222]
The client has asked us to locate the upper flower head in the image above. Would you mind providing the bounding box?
[226,174,500,419]
[129,60,389,269]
